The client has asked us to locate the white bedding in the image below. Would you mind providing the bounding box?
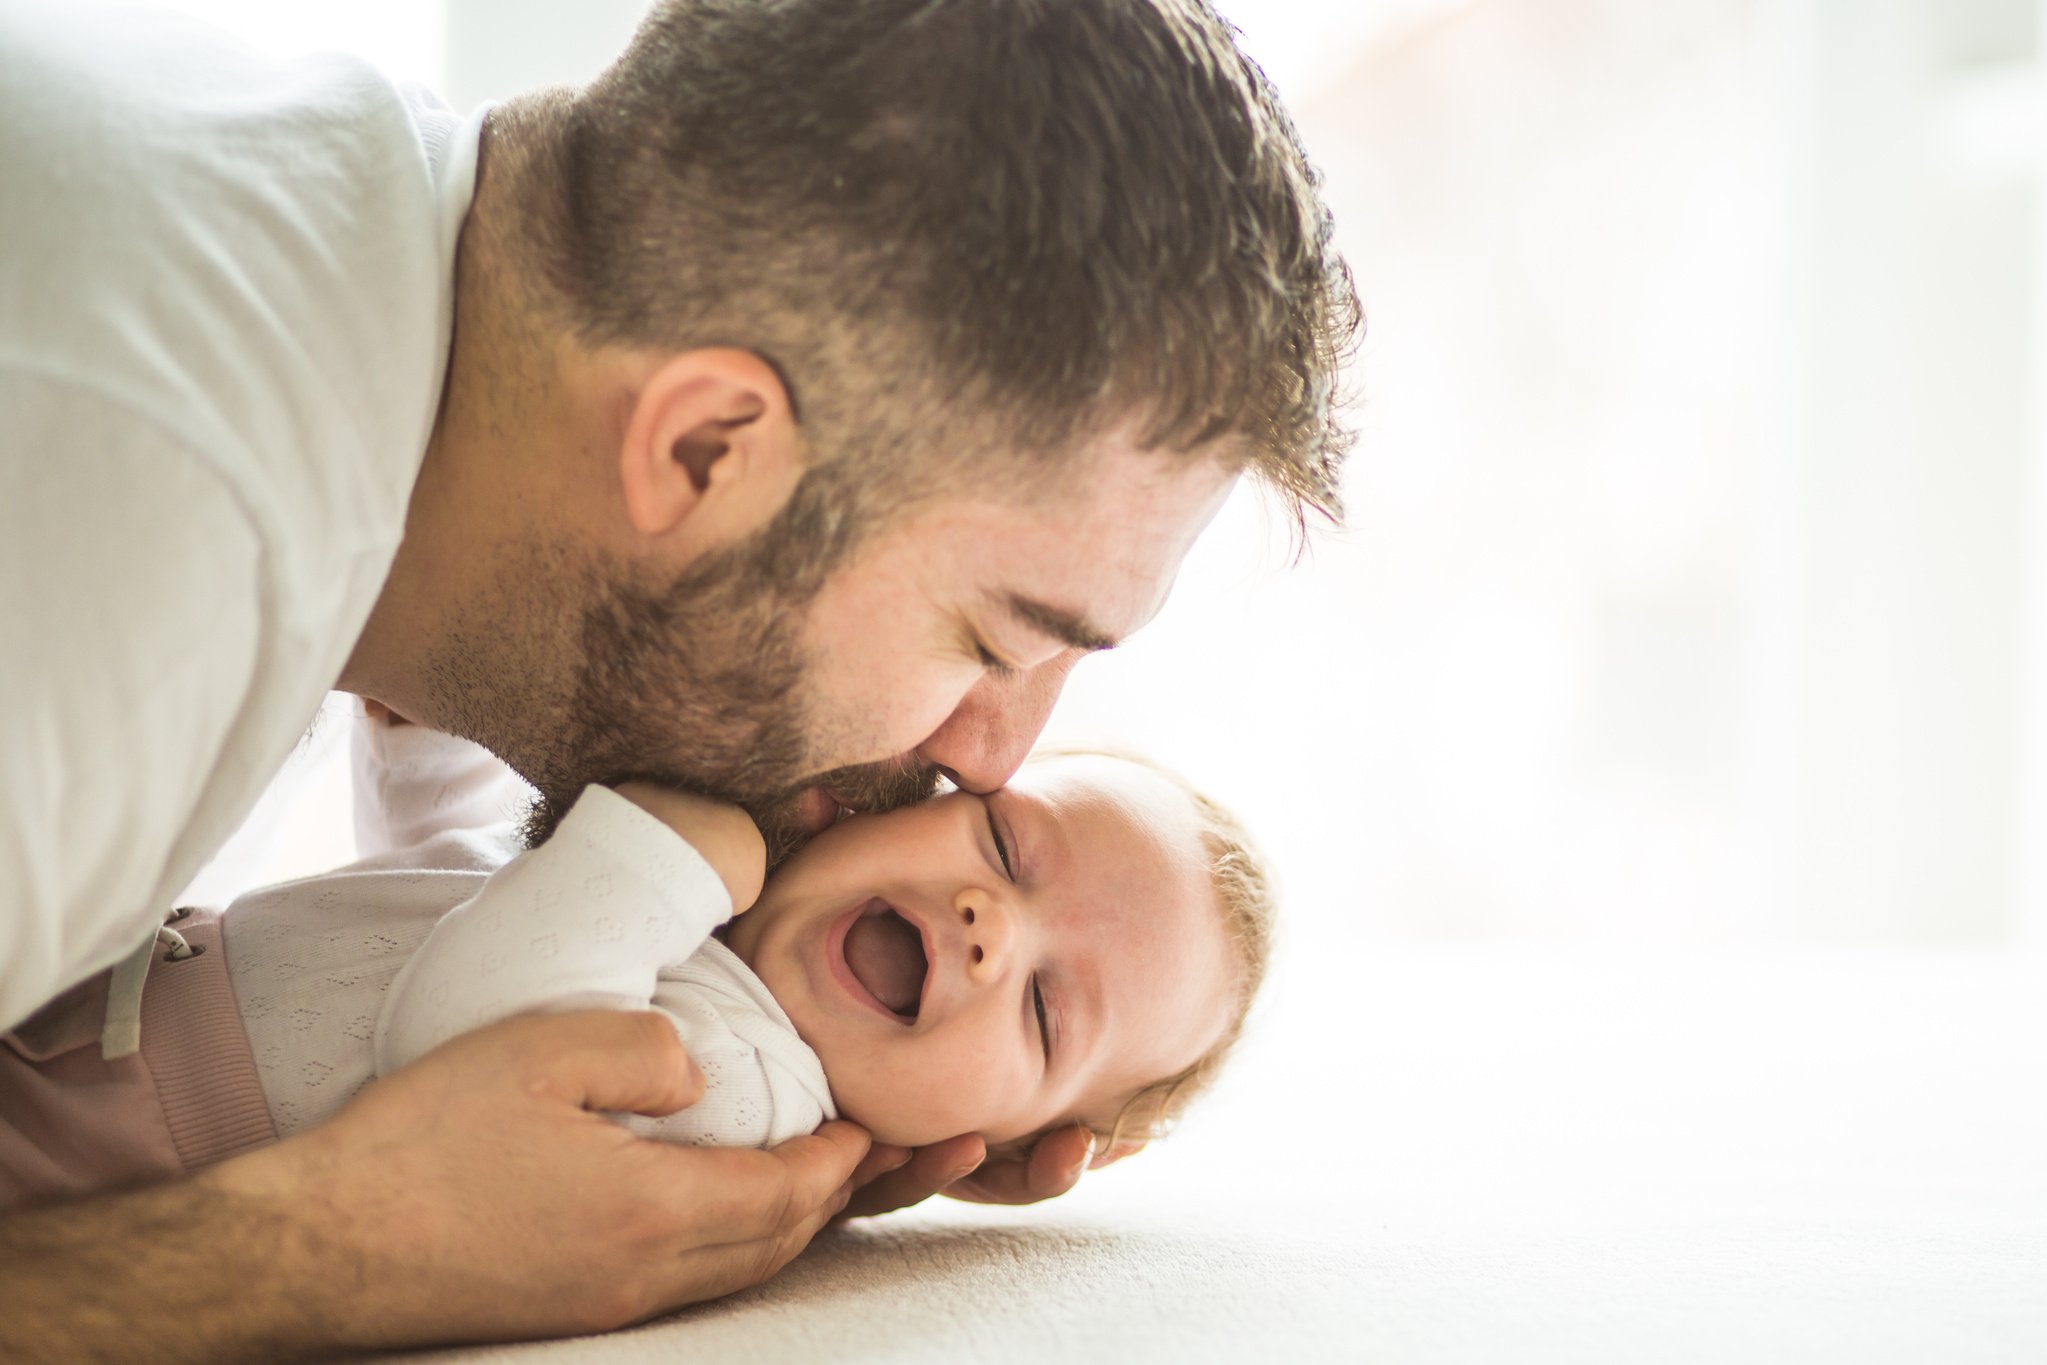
[390,944,2047,1363]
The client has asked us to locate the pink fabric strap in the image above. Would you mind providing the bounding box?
[137,907,278,1171]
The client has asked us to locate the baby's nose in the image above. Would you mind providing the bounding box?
[956,891,1015,983]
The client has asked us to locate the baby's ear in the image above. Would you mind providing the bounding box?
[1087,1139,1147,1171]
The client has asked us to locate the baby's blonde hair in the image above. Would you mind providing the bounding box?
[997,748,1275,1161]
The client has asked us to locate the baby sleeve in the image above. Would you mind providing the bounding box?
[616,951,836,1149]
[371,785,732,1076]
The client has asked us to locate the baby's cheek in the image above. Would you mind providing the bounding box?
[824,1040,1017,1149]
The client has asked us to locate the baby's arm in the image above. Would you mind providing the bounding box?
[611,782,767,912]
[372,785,763,1076]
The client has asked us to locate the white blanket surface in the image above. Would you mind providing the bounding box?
[388,943,2047,1364]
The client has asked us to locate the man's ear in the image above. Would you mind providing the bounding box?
[616,348,803,561]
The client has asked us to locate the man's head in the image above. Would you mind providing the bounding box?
[500,397,1238,858]
[416,0,1358,846]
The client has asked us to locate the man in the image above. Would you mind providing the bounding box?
[0,0,1356,1357]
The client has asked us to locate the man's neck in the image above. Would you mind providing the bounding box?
[338,109,570,725]
[340,98,685,754]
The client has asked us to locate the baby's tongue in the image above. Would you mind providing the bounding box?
[843,908,925,1016]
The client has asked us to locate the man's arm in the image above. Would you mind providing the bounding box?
[0,1011,870,1363]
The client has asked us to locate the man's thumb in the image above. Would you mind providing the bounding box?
[529,1010,705,1117]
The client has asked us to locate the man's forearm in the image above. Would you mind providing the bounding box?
[0,1159,339,1365]
[0,1012,871,1361]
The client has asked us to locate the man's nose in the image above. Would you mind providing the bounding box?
[955,890,1016,984]
[918,653,1079,794]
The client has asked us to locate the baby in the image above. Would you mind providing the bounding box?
[0,713,1271,1205]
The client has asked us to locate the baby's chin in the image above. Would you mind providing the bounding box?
[825,1091,990,1151]
[820,1088,914,1147]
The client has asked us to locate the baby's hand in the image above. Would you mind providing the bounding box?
[614,783,768,912]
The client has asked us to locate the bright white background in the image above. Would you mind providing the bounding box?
[166,0,2047,970]
[118,11,2045,1354]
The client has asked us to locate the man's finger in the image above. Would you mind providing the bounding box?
[516,1011,705,1117]
[948,1123,1091,1206]
[764,1120,871,1223]
[644,1120,871,1240]
[657,1177,857,1314]
[839,1133,984,1219]
[849,1141,914,1190]
[748,1174,855,1282]
[1025,1123,1093,1197]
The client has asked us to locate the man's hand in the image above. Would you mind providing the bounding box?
[0,1010,870,1363]
[267,1009,868,1345]
[840,1122,1095,1219]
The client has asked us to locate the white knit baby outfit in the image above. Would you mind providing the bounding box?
[220,718,835,1147]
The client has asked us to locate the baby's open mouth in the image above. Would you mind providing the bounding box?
[842,901,928,1019]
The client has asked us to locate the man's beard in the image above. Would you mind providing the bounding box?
[753,751,938,868]
[503,534,937,862]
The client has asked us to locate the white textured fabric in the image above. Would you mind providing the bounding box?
[225,725,833,1147]
[353,715,538,863]
[0,0,483,1031]
[374,786,739,1067]
[374,784,836,1148]
[626,940,838,1150]
[225,861,464,1137]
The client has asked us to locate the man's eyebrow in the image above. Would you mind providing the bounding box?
[1002,593,1120,653]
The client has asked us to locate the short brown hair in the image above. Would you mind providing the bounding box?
[518,0,1359,535]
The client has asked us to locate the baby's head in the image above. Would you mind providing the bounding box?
[721,750,1271,1165]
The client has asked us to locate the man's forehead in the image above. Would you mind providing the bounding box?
[945,450,1238,626]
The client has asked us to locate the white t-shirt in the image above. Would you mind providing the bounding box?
[0,0,483,1029]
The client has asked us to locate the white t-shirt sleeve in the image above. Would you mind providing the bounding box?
[350,714,536,859]
[0,371,262,1031]
[371,785,733,1075]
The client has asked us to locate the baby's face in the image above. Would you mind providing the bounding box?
[722,755,1232,1148]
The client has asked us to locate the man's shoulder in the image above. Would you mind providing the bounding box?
[0,0,472,566]
[0,4,483,1028]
